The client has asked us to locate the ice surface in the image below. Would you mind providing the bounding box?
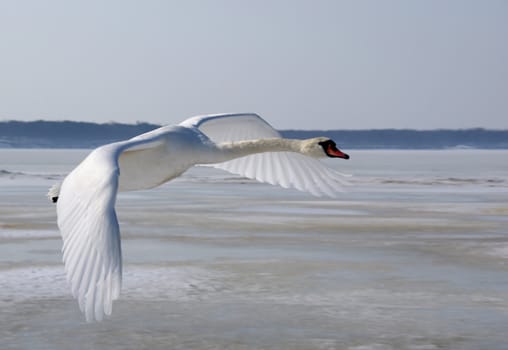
[0,265,225,306]
[1,149,508,350]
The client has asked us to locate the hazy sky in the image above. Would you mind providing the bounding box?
[1,1,507,129]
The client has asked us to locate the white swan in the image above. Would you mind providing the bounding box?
[48,113,349,322]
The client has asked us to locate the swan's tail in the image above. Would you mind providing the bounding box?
[47,182,61,203]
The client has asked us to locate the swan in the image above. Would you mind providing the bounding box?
[48,113,350,322]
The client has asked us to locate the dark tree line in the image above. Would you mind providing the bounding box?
[0,120,159,148]
[1,120,507,149]
[281,129,508,149]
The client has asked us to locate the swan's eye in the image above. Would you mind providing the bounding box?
[318,140,334,149]
[318,139,335,146]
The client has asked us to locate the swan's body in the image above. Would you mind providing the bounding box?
[50,113,349,322]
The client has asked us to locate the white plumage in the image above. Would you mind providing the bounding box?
[51,113,349,322]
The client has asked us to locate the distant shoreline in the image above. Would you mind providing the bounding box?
[1,120,507,149]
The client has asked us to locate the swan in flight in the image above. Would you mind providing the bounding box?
[48,113,350,322]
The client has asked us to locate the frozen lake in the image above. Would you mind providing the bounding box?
[1,149,508,350]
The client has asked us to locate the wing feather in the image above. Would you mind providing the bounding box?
[57,146,121,322]
[56,136,163,322]
[180,113,282,142]
[220,151,347,197]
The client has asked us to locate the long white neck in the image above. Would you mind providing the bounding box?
[211,138,303,163]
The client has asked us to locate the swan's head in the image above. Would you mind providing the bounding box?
[301,137,350,159]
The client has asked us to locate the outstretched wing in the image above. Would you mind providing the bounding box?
[57,137,164,322]
[180,113,281,142]
[181,113,347,197]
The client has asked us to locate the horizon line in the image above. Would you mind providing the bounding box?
[1,119,507,132]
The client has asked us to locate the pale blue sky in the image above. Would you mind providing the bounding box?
[1,0,507,129]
